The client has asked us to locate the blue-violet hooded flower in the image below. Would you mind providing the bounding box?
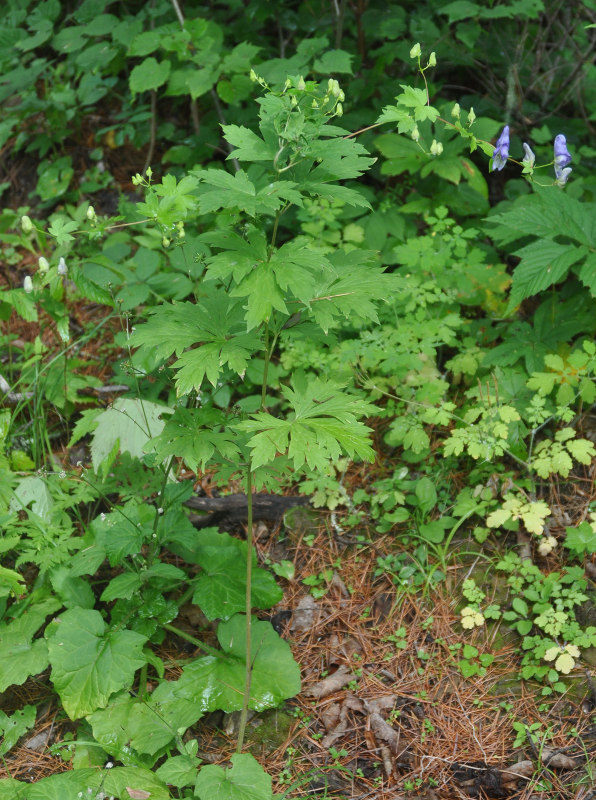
[554,134,572,185]
[491,126,510,171]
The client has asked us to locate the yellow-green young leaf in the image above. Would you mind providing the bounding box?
[554,652,576,674]
[566,437,596,464]
[550,449,573,478]
[486,508,512,528]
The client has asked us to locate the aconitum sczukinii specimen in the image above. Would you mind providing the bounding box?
[554,134,572,186]
[491,126,510,171]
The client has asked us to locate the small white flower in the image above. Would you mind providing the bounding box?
[105,761,113,769]
[86,205,96,221]
[58,257,67,275]
[23,275,33,293]
[38,256,49,273]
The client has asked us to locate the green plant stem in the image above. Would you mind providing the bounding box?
[261,323,270,410]
[236,464,253,753]
[160,622,221,657]
[137,662,148,701]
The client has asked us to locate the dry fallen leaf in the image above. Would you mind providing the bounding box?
[304,664,358,699]
[126,789,151,799]
[291,595,319,632]
[540,747,576,769]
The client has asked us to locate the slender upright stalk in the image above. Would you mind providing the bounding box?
[236,465,253,752]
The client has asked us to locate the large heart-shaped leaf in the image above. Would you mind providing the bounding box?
[47,609,147,719]
[174,615,300,712]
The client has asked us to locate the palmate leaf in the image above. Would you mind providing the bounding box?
[130,291,263,391]
[47,608,147,719]
[310,249,393,331]
[198,169,258,215]
[222,124,277,161]
[147,407,240,473]
[488,190,596,248]
[174,615,300,712]
[506,241,586,311]
[236,374,377,471]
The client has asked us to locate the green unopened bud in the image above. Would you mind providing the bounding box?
[430,139,443,156]
[177,222,185,238]
[290,95,298,107]
[21,215,33,233]
[312,99,319,108]
[297,76,306,91]
[409,43,421,59]
[335,102,343,117]
[337,89,345,102]
[250,69,258,82]
[86,205,96,221]
[23,275,33,293]
[467,107,476,126]
[145,166,153,179]
[411,125,420,142]
[162,237,170,248]
[451,102,461,119]
[331,80,341,98]
[427,52,436,68]
[38,256,49,273]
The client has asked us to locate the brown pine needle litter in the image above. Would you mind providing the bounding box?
[1,519,595,799]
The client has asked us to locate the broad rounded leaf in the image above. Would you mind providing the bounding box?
[175,615,300,712]
[47,609,147,719]
[195,753,273,800]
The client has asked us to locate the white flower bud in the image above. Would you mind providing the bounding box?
[86,205,96,220]
[335,102,343,117]
[451,103,461,119]
[21,215,33,233]
[430,139,443,156]
[23,275,33,293]
[467,107,476,126]
[38,256,49,273]
[145,166,153,179]
[409,43,421,59]
[427,52,436,67]
[58,257,67,275]
[297,76,306,91]
[411,125,420,142]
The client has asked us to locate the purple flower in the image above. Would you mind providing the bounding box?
[554,134,572,185]
[491,125,510,172]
